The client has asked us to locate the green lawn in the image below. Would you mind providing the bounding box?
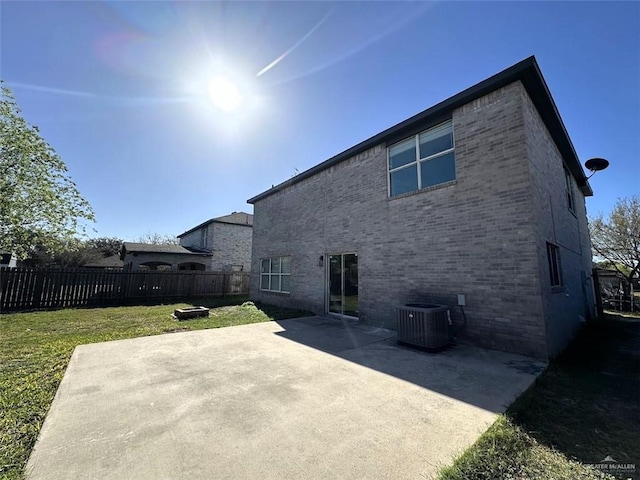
[0,297,310,480]
[438,315,640,480]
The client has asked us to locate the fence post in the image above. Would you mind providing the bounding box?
[32,270,45,310]
[188,272,194,298]
[592,268,603,317]
[118,271,128,304]
[0,267,8,311]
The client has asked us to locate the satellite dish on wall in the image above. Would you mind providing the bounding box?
[584,157,609,178]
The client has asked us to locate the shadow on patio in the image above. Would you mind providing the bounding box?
[273,315,547,414]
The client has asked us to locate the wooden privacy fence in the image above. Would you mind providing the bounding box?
[0,268,250,312]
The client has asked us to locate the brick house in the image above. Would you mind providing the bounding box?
[247,57,597,359]
[178,212,253,272]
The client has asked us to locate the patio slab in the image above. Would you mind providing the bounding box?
[25,316,546,479]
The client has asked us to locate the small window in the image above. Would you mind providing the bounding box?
[200,226,208,248]
[547,243,563,288]
[388,120,455,197]
[260,256,291,293]
[564,168,575,212]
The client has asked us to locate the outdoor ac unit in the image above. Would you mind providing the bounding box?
[397,303,452,351]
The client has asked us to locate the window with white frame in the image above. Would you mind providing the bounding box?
[547,243,563,288]
[260,257,290,293]
[564,168,575,212]
[388,120,456,197]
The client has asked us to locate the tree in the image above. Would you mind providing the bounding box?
[21,237,101,268]
[20,236,123,268]
[49,238,103,268]
[0,84,94,259]
[135,232,179,245]
[590,195,640,306]
[86,237,124,257]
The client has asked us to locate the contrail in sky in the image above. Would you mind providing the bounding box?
[256,10,333,78]
[7,82,96,98]
[6,81,191,105]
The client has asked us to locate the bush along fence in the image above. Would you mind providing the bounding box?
[0,268,250,312]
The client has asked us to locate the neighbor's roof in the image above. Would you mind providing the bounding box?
[177,212,253,238]
[83,254,124,268]
[248,55,592,204]
[120,243,211,257]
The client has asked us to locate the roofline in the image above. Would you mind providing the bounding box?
[247,55,592,204]
[120,243,212,258]
[177,218,253,238]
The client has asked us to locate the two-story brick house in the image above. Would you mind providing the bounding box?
[178,212,253,272]
[247,57,597,359]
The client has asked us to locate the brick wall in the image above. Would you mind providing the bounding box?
[180,222,253,272]
[251,81,582,358]
[210,222,252,272]
[522,89,595,357]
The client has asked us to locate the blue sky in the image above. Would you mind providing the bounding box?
[2,1,638,241]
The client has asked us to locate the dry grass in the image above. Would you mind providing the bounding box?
[438,315,639,480]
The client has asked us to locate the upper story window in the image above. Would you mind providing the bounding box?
[564,168,575,212]
[388,120,456,197]
[200,226,208,248]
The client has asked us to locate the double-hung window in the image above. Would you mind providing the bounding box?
[564,168,575,213]
[261,256,291,293]
[200,226,208,248]
[388,120,456,197]
[547,243,563,288]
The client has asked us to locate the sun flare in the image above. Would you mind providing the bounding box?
[207,75,243,112]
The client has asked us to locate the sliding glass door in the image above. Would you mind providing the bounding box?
[328,253,358,318]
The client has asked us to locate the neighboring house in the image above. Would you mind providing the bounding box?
[120,243,212,271]
[178,212,253,272]
[597,269,625,293]
[247,56,597,359]
[596,268,639,310]
[0,252,17,268]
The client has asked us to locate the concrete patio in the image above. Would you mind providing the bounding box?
[25,316,546,479]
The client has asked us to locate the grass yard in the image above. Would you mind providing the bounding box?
[605,309,640,320]
[438,314,640,480]
[0,297,310,480]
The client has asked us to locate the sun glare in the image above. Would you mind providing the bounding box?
[207,75,243,112]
